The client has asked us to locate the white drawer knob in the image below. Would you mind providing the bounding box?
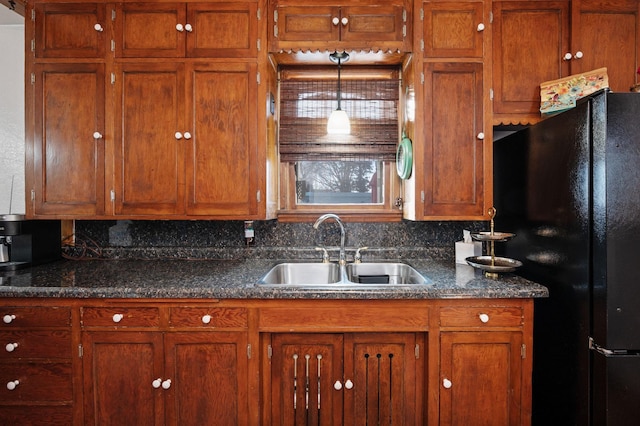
[5,343,18,352]
[344,379,354,390]
[334,380,342,390]
[176,23,184,32]
[477,23,485,32]
[332,17,339,26]
[175,132,183,140]
[6,380,19,390]
[201,314,212,324]
[112,313,124,323]
[341,17,348,26]
[162,379,172,389]
[479,313,490,323]
[93,131,103,139]
[477,132,485,140]
[574,51,583,59]
[94,23,103,32]
[443,378,452,389]
[183,131,192,140]
[184,23,193,32]
[3,315,16,324]
[563,52,573,61]
[152,378,162,388]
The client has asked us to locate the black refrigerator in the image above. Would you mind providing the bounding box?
[493,89,640,426]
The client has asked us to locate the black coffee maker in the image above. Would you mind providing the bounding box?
[0,215,61,271]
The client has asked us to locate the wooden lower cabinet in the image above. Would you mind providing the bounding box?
[265,332,423,425]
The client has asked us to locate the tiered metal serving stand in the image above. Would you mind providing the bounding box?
[465,207,522,278]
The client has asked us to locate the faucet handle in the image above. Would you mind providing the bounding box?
[315,247,330,263]
[354,247,369,263]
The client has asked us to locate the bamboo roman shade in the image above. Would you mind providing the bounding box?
[279,79,399,162]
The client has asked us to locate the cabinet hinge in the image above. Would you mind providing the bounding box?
[490,88,494,101]
[247,344,252,359]
[30,39,35,52]
[420,72,425,85]
[402,25,406,38]
[30,189,35,201]
[273,10,278,23]
[420,8,424,21]
[273,24,278,38]
[111,73,116,85]
[415,344,420,359]
[78,344,83,358]
[402,9,407,22]
[112,9,116,21]
[489,11,494,24]
[30,73,35,85]
[420,39,424,52]
[267,344,273,359]
[420,190,425,203]
[110,189,116,202]
[111,39,115,52]
[256,189,261,203]
[521,344,526,359]
[257,8,261,21]
[257,38,261,52]
[257,72,261,85]
[31,9,35,21]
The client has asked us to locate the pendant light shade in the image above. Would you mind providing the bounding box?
[327,51,351,135]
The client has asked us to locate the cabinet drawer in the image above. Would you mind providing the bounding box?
[0,405,73,426]
[0,330,72,359]
[169,307,248,328]
[439,306,523,328]
[81,307,160,327]
[1,306,71,328]
[0,362,72,401]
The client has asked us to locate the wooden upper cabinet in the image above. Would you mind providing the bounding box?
[422,0,486,58]
[30,63,106,217]
[269,0,410,52]
[570,0,640,93]
[420,62,488,219]
[492,1,570,125]
[34,3,107,58]
[114,2,259,58]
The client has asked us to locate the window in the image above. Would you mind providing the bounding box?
[278,67,403,221]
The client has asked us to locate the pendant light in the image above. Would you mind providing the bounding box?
[327,51,351,135]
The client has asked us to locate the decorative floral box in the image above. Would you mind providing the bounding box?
[540,67,609,115]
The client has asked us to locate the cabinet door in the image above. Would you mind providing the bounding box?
[439,331,523,426]
[340,5,406,46]
[570,0,640,92]
[186,2,259,58]
[31,63,105,216]
[185,62,259,216]
[113,63,186,216]
[421,62,487,219]
[82,331,164,426]
[34,3,106,58]
[492,1,570,124]
[271,5,340,47]
[268,333,344,426]
[163,332,250,426]
[115,3,187,58]
[422,1,485,58]
[344,333,421,425]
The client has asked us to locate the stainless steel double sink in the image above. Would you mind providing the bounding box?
[256,262,430,288]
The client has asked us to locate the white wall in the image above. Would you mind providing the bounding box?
[0,10,25,214]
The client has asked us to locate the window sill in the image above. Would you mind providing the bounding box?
[277,210,403,223]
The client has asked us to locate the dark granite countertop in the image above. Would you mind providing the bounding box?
[0,258,548,300]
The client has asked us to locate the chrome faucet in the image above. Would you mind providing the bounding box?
[313,214,346,265]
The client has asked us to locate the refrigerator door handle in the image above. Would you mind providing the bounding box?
[590,337,617,356]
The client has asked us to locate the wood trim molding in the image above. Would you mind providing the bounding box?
[1,0,26,18]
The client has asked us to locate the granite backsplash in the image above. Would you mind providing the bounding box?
[65,220,487,262]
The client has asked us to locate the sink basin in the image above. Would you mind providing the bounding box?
[346,262,430,285]
[257,263,340,286]
[257,262,429,287]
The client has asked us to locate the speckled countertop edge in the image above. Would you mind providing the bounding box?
[0,258,549,300]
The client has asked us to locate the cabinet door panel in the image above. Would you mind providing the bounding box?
[273,6,339,43]
[423,1,484,58]
[35,3,106,58]
[164,332,249,426]
[186,63,258,216]
[115,3,186,58]
[572,2,640,92]
[269,333,343,426]
[493,1,570,120]
[422,62,485,218]
[82,332,164,426]
[440,332,523,426]
[32,63,105,216]
[341,6,405,43]
[114,63,185,215]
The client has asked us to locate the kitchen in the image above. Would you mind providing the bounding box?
[1,0,639,424]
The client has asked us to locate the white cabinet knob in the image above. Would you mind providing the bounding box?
[94,23,103,32]
[112,313,124,323]
[574,51,583,59]
[152,378,162,388]
[3,314,16,324]
[175,132,183,140]
[201,314,212,324]
[333,380,342,390]
[93,132,103,139]
[443,378,452,389]
[6,380,19,390]
[344,379,354,390]
[332,17,340,26]
[479,313,490,323]
[5,343,18,352]
[161,379,172,389]
[183,131,192,140]
[184,23,193,32]
[563,52,573,61]
[341,17,348,26]
[477,23,485,32]
[176,23,184,32]
[477,132,485,140]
